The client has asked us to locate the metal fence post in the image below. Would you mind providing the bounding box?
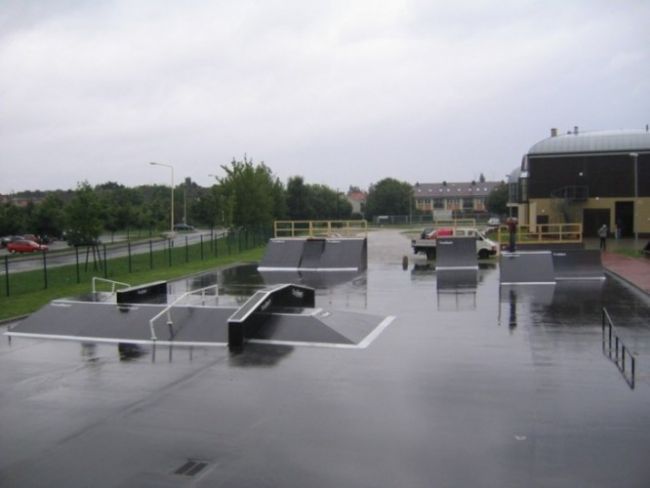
[200,235,204,260]
[4,256,9,297]
[103,244,108,279]
[128,241,132,273]
[42,250,48,289]
[75,246,80,283]
[168,239,172,267]
[185,236,189,263]
[149,240,153,269]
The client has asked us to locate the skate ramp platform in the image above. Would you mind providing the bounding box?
[435,237,478,270]
[6,284,392,351]
[551,249,605,280]
[500,249,605,285]
[499,251,556,285]
[258,237,367,272]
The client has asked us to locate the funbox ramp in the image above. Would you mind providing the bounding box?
[500,249,605,285]
[6,283,392,351]
[258,238,367,272]
[435,237,478,270]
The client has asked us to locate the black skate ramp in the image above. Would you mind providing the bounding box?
[8,301,232,345]
[499,250,556,285]
[435,237,478,270]
[300,238,326,268]
[258,239,305,270]
[319,238,367,271]
[258,237,367,271]
[7,284,392,351]
[551,249,605,280]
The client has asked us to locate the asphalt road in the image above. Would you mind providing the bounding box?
[0,229,227,274]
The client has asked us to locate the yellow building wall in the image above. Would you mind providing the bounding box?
[530,197,650,234]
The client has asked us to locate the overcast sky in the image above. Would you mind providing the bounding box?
[1,0,648,194]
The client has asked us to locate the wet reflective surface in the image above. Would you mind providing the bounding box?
[1,230,650,487]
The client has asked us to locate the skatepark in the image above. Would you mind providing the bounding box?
[1,227,650,487]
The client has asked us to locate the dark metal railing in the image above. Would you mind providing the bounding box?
[602,307,636,389]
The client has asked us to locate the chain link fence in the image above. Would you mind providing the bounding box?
[1,227,271,297]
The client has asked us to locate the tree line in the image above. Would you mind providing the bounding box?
[1,156,508,244]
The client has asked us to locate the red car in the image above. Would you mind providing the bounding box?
[6,240,48,254]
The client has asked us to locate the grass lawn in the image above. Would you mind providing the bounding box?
[0,236,265,322]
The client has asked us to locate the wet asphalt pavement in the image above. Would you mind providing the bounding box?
[1,229,649,487]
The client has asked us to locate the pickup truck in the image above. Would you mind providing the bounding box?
[411,227,498,260]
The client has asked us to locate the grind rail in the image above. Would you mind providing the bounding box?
[149,284,219,341]
[602,307,637,389]
[92,277,132,294]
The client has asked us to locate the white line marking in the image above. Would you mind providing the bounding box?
[247,339,359,349]
[257,267,359,272]
[357,315,396,349]
[436,266,479,270]
[555,276,605,281]
[3,332,228,347]
[500,282,556,285]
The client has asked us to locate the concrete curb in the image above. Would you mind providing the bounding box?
[0,314,29,326]
[603,269,649,299]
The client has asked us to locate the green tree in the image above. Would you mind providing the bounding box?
[286,177,350,220]
[0,203,26,235]
[286,176,312,220]
[217,156,285,227]
[486,182,508,215]
[64,182,103,245]
[96,182,139,238]
[30,194,66,238]
[365,178,413,218]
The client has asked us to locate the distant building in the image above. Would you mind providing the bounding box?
[347,190,367,217]
[0,194,42,207]
[508,127,650,237]
[413,180,501,217]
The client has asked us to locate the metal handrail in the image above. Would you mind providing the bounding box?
[602,307,637,389]
[148,284,219,341]
[92,277,131,294]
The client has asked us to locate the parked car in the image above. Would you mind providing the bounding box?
[7,239,48,254]
[487,217,501,227]
[174,223,196,232]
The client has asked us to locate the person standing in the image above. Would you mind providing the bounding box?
[598,224,608,251]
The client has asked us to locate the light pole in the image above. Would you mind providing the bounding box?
[629,153,639,245]
[149,162,175,234]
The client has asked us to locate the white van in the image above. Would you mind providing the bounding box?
[412,227,499,259]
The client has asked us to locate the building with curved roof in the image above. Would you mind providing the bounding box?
[509,127,650,238]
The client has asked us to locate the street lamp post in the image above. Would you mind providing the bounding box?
[629,153,639,245]
[149,162,175,234]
